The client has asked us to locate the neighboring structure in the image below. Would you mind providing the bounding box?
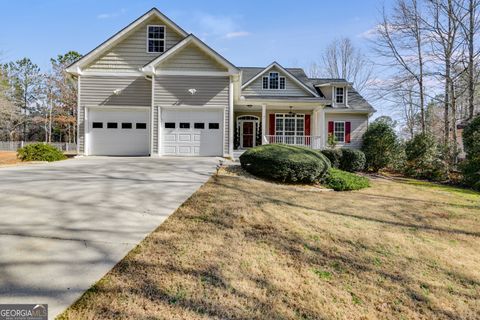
[66,8,375,157]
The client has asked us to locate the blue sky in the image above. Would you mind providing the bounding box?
[0,0,387,70]
[0,0,392,117]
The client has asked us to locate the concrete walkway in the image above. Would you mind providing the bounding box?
[0,157,218,318]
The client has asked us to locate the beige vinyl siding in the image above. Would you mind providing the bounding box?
[78,77,85,153]
[154,75,230,153]
[152,106,159,154]
[325,113,369,149]
[242,67,311,97]
[85,16,184,72]
[80,76,151,106]
[158,43,227,72]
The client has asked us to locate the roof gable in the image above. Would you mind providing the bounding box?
[142,35,239,75]
[241,62,318,97]
[66,8,188,75]
[155,42,228,72]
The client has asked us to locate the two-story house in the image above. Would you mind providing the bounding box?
[66,8,375,157]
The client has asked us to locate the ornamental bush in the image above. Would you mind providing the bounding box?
[17,143,66,162]
[322,168,370,191]
[239,144,331,183]
[404,133,448,181]
[339,148,366,172]
[321,149,342,168]
[461,116,480,190]
[361,122,398,172]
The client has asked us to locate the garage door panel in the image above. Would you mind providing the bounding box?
[161,110,223,156]
[89,109,150,156]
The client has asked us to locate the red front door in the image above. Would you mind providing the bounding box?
[242,122,254,148]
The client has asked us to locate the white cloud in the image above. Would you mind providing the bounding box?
[223,31,250,39]
[194,13,250,40]
[97,8,126,20]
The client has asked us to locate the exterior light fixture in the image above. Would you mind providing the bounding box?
[113,89,123,95]
[188,88,197,95]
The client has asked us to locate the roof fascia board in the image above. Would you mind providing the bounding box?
[66,8,188,74]
[241,62,319,97]
[142,35,239,75]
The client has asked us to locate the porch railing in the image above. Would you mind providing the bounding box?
[264,135,322,149]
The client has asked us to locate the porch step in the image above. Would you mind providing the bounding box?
[233,150,246,161]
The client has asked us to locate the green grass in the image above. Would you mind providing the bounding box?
[403,179,480,200]
[323,168,370,191]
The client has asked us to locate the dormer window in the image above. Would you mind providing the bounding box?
[147,25,165,53]
[335,87,345,104]
[262,72,286,90]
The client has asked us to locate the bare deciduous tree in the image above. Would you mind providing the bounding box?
[313,38,374,94]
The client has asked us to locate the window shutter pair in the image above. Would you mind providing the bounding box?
[328,121,351,143]
[269,114,311,136]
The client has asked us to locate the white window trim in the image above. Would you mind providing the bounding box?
[146,25,166,54]
[274,113,305,137]
[334,121,346,143]
[335,87,345,104]
[262,72,286,90]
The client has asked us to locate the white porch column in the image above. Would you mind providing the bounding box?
[228,77,234,156]
[319,108,326,149]
[261,104,267,144]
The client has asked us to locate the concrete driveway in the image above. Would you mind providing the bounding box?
[0,156,217,318]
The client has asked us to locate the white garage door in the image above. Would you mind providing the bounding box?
[162,109,223,156]
[88,108,150,156]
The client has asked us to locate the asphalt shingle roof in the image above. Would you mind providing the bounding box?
[238,67,375,112]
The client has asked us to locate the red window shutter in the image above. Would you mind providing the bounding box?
[305,115,311,136]
[345,121,351,143]
[269,114,275,135]
[328,121,334,134]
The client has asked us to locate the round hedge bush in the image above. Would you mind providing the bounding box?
[339,148,366,172]
[17,143,66,162]
[321,149,342,168]
[239,144,331,183]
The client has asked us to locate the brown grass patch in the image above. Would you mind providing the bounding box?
[58,174,480,320]
[0,151,20,165]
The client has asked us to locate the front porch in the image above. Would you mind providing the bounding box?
[233,104,325,150]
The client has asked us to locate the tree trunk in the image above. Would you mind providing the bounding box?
[468,0,475,119]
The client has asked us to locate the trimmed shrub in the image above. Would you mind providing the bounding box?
[322,168,370,191]
[321,149,342,168]
[361,121,398,172]
[404,133,448,181]
[339,148,366,172]
[461,115,480,190]
[17,143,66,162]
[239,144,331,183]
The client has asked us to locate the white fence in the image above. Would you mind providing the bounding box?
[0,141,77,152]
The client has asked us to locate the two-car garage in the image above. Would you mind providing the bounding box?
[86,107,224,157]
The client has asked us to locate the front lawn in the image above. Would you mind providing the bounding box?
[59,172,480,319]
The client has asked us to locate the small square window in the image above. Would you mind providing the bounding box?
[136,123,147,129]
[164,122,175,129]
[194,123,205,129]
[209,123,220,129]
[92,122,103,129]
[180,123,190,129]
[122,123,132,129]
[107,122,118,129]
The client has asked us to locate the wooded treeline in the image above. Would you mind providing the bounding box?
[0,51,81,143]
[309,0,479,163]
